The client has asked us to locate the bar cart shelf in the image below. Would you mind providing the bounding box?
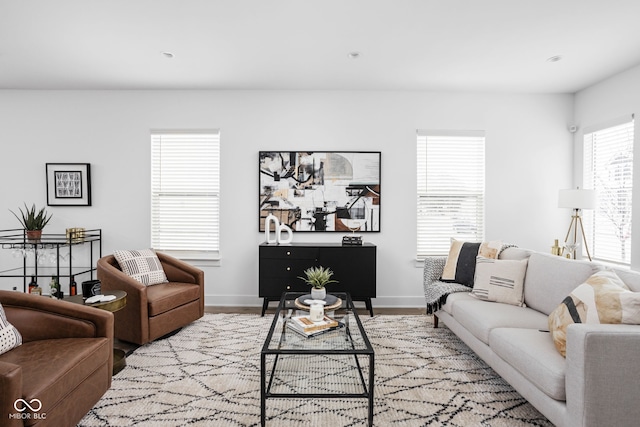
[0,228,102,293]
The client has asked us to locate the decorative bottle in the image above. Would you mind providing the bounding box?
[69,275,77,296]
[28,276,38,293]
[50,276,59,299]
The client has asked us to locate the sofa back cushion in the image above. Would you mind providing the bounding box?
[524,253,600,315]
[498,247,534,261]
[611,268,640,292]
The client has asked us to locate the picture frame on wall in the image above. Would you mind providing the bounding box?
[46,163,92,206]
[259,151,381,232]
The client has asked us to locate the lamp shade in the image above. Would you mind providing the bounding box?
[558,189,596,210]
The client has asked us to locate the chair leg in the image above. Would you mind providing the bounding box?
[433,314,439,328]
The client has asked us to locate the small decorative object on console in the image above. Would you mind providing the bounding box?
[264,213,293,245]
[342,235,363,246]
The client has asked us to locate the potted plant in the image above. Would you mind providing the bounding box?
[9,203,53,241]
[298,266,338,300]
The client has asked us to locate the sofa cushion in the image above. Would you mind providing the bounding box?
[471,257,528,306]
[548,269,640,357]
[441,239,502,287]
[0,302,22,355]
[523,253,600,315]
[146,282,201,316]
[440,291,476,315]
[452,299,548,345]
[490,328,566,401]
[113,249,169,286]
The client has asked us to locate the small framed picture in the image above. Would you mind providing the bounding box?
[46,163,92,206]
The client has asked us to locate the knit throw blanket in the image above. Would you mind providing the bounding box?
[424,281,471,315]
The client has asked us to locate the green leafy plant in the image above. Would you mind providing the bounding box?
[9,203,53,231]
[298,266,338,289]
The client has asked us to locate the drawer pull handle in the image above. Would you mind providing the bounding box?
[286,267,291,271]
[286,285,291,290]
[286,251,291,256]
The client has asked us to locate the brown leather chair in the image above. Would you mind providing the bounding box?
[0,290,113,427]
[97,252,204,345]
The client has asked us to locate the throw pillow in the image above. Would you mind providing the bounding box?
[548,269,640,357]
[441,239,502,287]
[0,302,22,356]
[113,249,169,286]
[471,257,528,306]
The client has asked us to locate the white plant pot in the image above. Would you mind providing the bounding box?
[311,287,326,300]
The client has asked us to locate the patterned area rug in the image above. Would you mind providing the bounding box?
[79,314,552,426]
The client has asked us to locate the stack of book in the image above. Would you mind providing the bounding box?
[286,314,343,338]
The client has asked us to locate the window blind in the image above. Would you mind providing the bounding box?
[583,117,634,265]
[417,131,485,258]
[151,131,220,257]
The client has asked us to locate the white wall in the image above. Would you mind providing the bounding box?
[574,63,640,270]
[0,90,573,307]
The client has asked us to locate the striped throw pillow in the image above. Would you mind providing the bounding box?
[113,249,169,286]
[471,257,528,306]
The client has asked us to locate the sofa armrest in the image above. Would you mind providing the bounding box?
[422,256,447,292]
[0,361,22,427]
[0,290,113,343]
[566,323,640,427]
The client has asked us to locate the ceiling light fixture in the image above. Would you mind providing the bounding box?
[348,52,361,59]
[162,52,175,59]
[546,55,562,63]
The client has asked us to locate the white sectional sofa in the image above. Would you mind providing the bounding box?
[423,247,640,427]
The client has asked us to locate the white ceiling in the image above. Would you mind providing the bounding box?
[2,0,640,93]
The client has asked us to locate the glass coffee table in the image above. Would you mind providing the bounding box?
[260,292,374,426]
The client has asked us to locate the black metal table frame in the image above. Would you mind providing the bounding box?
[260,292,375,426]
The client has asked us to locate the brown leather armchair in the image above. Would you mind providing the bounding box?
[0,290,113,427]
[97,252,204,345]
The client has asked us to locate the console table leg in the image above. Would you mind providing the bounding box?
[365,298,374,317]
[261,298,270,317]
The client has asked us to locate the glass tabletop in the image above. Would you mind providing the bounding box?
[262,292,373,354]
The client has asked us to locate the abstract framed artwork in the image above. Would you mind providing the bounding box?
[259,151,381,232]
[46,163,92,206]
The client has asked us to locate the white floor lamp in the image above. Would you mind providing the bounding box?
[558,188,596,261]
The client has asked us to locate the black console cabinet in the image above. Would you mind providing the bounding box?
[259,242,376,316]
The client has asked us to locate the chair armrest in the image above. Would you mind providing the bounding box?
[566,323,640,427]
[157,252,204,285]
[0,290,113,343]
[0,361,22,427]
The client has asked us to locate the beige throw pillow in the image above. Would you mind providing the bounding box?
[441,239,502,287]
[471,257,528,306]
[548,269,640,357]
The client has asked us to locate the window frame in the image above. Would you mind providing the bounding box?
[582,116,634,266]
[417,130,486,260]
[151,130,221,263]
